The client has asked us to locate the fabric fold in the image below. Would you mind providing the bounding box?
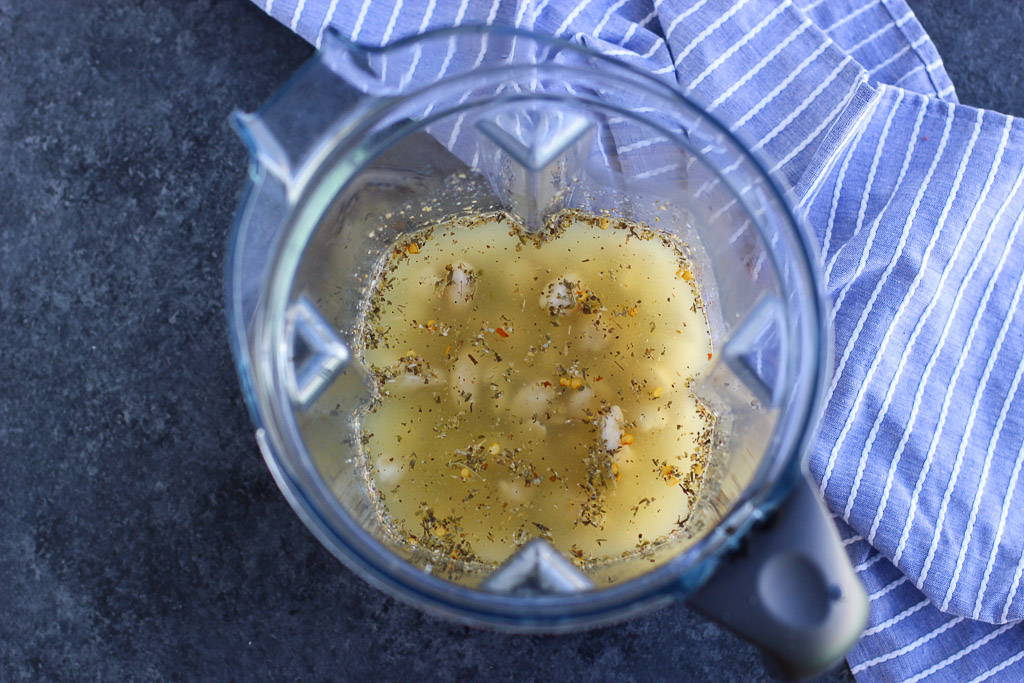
[803,86,1024,625]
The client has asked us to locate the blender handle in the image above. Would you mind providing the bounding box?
[687,475,868,681]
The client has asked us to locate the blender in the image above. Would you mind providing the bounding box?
[226,27,866,679]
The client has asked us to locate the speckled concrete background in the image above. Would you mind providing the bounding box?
[1,1,1021,680]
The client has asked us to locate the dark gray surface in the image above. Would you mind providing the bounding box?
[910,0,1024,118]
[1,1,1019,680]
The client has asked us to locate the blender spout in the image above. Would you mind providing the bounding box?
[229,31,365,194]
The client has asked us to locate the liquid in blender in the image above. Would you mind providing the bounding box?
[354,210,714,573]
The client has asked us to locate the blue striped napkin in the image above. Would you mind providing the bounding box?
[253,0,1024,679]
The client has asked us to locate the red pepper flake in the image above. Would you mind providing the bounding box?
[595,376,604,382]
[541,381,552,387]
[468,353,479,365]
[495,327,509,338]
[707,352,713,361]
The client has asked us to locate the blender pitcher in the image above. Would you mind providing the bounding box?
[226,27,867,679]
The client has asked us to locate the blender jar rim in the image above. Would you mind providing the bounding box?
[229,25,831,628]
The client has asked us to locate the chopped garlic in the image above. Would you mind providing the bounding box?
[540,278,576,315]
[446,262,476,305]
[601,405,625,453]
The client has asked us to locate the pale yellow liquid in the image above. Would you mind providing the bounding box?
[355,211,713,570]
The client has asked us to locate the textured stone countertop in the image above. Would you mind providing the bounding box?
[2,0,1021,680]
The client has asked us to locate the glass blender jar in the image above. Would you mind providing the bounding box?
[226,27,866,679]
